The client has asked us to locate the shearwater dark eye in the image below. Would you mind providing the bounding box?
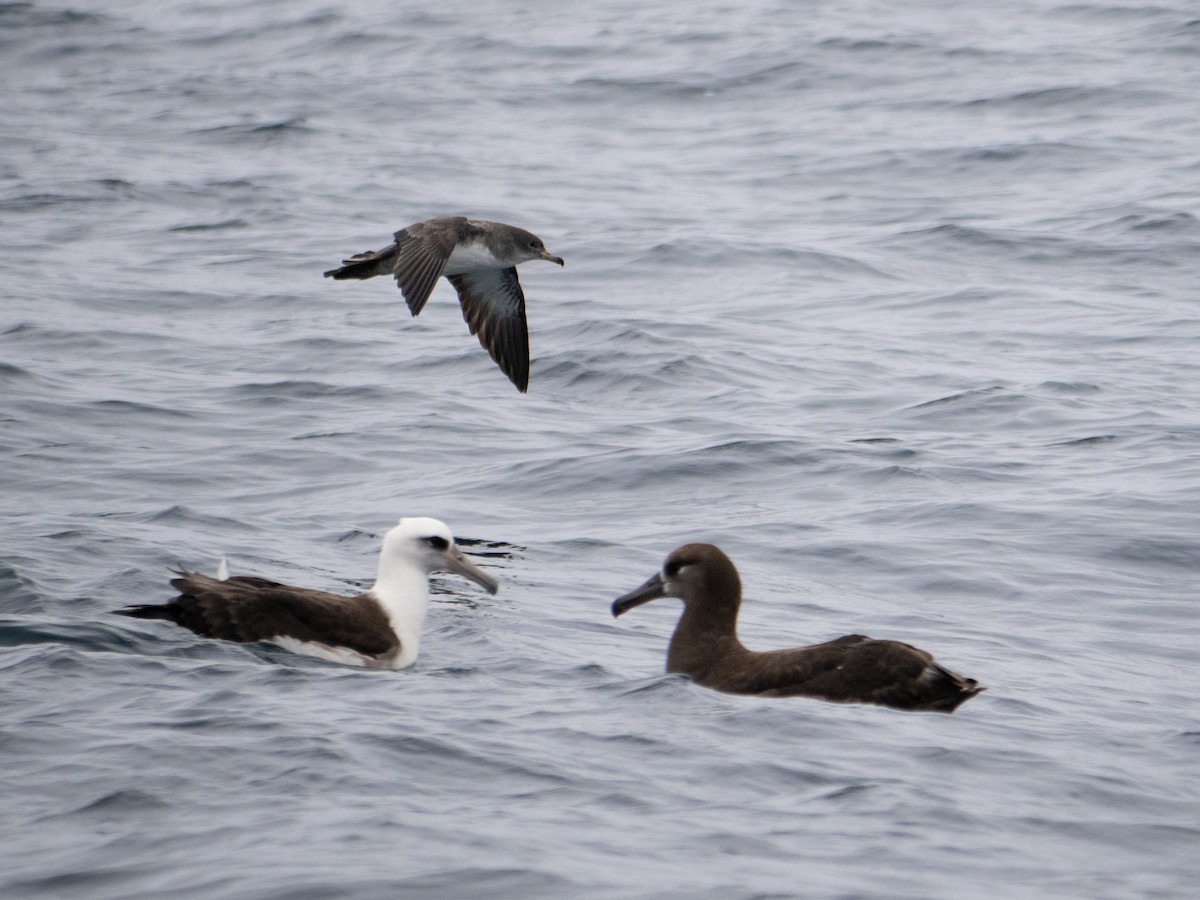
[425,535,449,550]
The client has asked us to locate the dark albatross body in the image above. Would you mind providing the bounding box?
[612,543,984,712]
[324,216,564,392]
[116,517,498,669]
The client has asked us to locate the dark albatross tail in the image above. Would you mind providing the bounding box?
[114,571,240,638]
[115,603,180,622]
[916,663,986,713]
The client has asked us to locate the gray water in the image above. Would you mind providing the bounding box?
[3,0,1199,897]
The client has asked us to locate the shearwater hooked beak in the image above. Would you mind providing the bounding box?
[444,545,499,595]
[612,571,666,617]
[540,249,565,267]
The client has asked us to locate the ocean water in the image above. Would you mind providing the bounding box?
[3,0,1199,896]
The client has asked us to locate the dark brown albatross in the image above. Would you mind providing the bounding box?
[612,543,984,712]
[324,216,564,392]
[115,517,498,669]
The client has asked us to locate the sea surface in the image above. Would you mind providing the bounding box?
[2,0,1199,897]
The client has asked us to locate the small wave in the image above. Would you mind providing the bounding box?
[845,439,920,460]
[192,118,314,144]
[0,562,43,612]
[86,399,193,419]
[891,223,1031,254]
[392,868,577,897]
[232,380,387,401]
[961,84,1165,110]
[122,506,251,531]
[0,362,33,380]
[1110,537,1200,570]
[1049,434,1119,447]
[0,4,110,28]
[0,615,142,655]
[167,219,249,233]
[0,179,139,211]
[955,141,1091,164]
[1086,207,1200,237]
[1039,381,1101,393]
[818,36,928,53]
[613,673,692,697]
[73,788,170,816]
[907,384,1011,411]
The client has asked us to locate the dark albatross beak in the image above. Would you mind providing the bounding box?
[612,571,666,617]
[444,545,500,595]
[540,249,565,267]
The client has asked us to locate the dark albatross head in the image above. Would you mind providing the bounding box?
[612,543,741,619]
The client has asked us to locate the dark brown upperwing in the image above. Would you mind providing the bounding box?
[727,636,982,712]
[391,218,465,316]
[122,571,398,659]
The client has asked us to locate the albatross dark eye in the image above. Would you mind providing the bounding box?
[425,535,449,550]
[664,560,682,578]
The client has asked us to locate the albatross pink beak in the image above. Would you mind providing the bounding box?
[612,571,666,617]
[444,546,499,595]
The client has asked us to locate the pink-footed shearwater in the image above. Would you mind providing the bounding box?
[116,517,498,669]
[612,543,984,712]
[324,216,564,392]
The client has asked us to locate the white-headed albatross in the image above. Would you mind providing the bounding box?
[612,543,984,712]
[323,216,564,393]
[116,517,498,669]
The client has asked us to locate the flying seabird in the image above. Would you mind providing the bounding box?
[612,543,984,712]
[116,517,498,669]
[323,216,564,392]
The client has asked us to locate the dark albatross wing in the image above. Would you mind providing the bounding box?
[447,268,530,393]
[117,571,399,659]
[737,635,984,712]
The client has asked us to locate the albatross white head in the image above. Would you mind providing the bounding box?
[372,517,499,667]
